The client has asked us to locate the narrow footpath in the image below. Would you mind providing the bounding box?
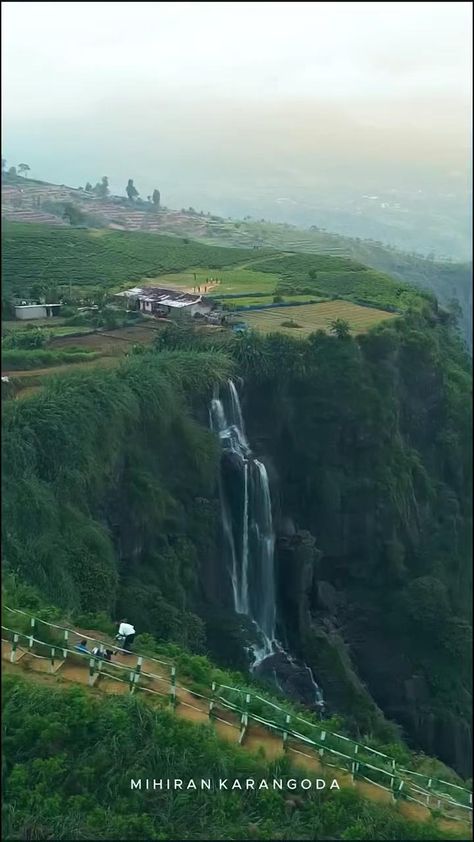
[2,627,470,838]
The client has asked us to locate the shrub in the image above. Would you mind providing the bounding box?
[2,328,49,349]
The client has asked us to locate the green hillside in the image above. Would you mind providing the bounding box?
[2,222,429,315]
[199,219,472,345]
[0,223,262,299]
[4,674,462,841]
[1,217,471,840]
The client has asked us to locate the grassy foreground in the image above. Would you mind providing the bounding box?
[2,673,466,841]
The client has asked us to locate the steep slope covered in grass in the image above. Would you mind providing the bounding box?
[4,674,464,841]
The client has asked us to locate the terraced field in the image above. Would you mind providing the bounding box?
[243,300,398,336]
[1,223,268,299]
[221,294,325,307]
[2,324,169,394]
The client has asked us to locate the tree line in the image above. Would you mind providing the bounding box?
[82,175,160,207]
[2,159,31,177]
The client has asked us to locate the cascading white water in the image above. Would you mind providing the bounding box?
[229,379,246,436]
[210,383,276,661]
[251,460,276,661]
[211,379,325,710]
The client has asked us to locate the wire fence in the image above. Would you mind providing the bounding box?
[2,605,472,823]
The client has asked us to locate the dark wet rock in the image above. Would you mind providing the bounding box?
[253,646,323,711]
[317,581,339,613]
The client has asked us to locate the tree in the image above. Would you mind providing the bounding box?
[329,318,351,339]
[8,166,17,176]
[1,158,6,172]
[62,203,86,226]
[92,176,109,198]
[18,163,31,178]
[126,179,139,201]
[85,182,93,192]
[152,188,161,208]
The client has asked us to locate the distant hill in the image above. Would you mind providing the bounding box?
[2,172,471,346]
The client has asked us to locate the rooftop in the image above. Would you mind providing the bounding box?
[116,286,203,309]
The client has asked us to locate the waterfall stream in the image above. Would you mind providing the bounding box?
[210,380,324,710]
[210,384,275,660]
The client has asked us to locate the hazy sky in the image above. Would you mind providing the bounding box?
[1,1,471,247]
[3,1,471,111]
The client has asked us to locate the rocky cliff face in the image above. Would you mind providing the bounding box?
[233,319,471,776]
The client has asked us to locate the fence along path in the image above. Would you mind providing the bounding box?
[2,605,472,831]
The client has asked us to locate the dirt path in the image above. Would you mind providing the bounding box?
[2,637,470,837]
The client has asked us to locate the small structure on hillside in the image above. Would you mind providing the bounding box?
[116,286,213,319]
[14,303,61,320]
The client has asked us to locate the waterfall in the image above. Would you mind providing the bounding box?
[210,382,276,660]
[211,379,324,711]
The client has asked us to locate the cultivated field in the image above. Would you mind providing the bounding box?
[48,323,166,353]
[1,223,267,299]
[147,266,281,295]
[2,319,94,337]
[3,324,169,394]
[242,300,398,337]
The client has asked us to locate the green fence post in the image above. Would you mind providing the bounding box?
[209,681,216,718]
[10,633,19,663]
[63,629,68,659]
[169,665,177,707]
[50,646,55,673]
[426,778,432,807]
[354,743,360,775]
[319,729,326,759]
[88,657,95,687]
[239,693,250,745]
[135,656,143,681]
[282,714,291,750]
[128,657,142,694]
[29,617,35,650]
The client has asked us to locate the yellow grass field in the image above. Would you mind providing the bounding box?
[242,300,398,336]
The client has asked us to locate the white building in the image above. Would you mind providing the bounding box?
[14,303,61,320]
[116,286,213,318]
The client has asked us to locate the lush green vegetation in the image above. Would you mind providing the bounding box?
[4,674,463,842]
[248,253,429,311]
[228,308,471,774]
[2,303,471,770]
[196,219,472,346]
[1,212,471,838]
[144,308,471,773]
[2,349,232,624]
[1,348,99,370]
[2,223,434,319]
[1,222,265,300]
